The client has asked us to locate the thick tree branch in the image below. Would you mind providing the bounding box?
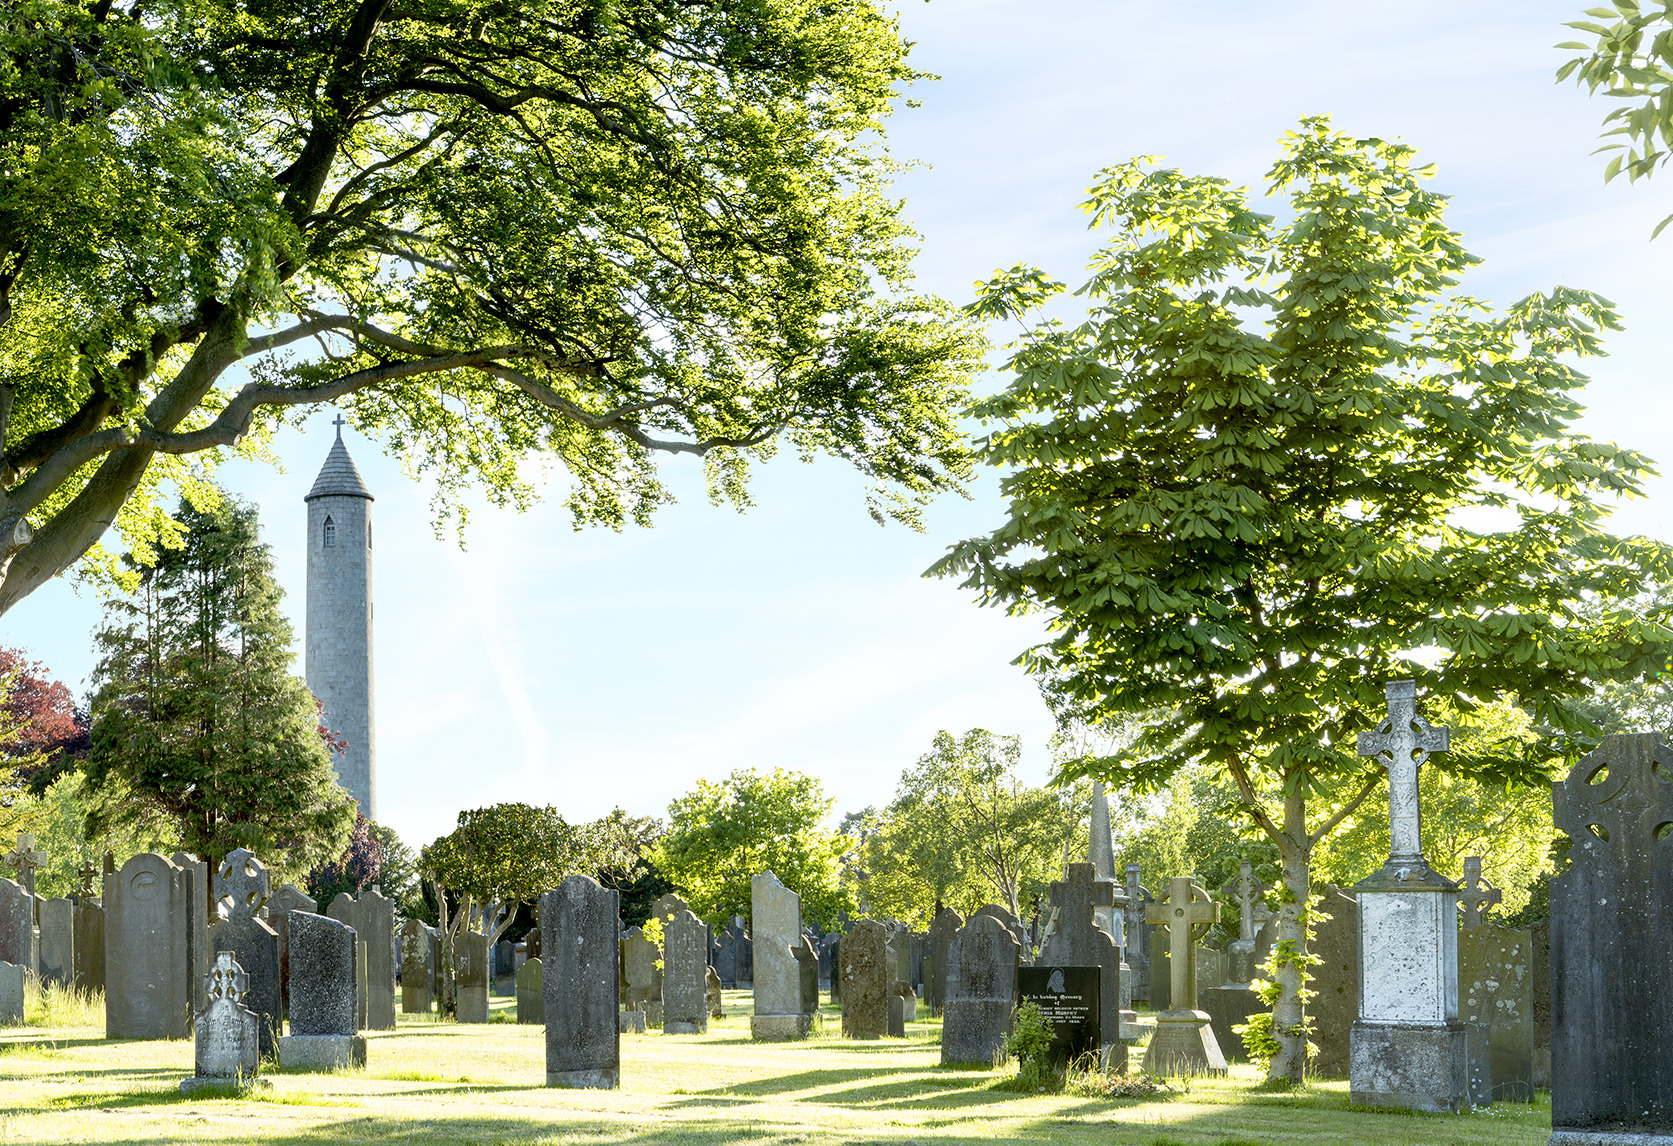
[1308,772,1385,847]
[1225,753,1284,844]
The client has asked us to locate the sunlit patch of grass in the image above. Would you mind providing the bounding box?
[21,982,103,1028]
[371,1069,474,1084]
[0,1040,70,1061]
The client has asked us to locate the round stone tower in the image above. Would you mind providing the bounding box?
[304,417,376,818]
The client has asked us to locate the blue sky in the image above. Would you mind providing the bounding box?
[4,0,1671,851]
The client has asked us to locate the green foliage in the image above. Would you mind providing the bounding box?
[368,823,424,921]
[0,0,985,616]
[1000,1000,1057,1090]
[83,494,356,876]
[857,730,1084,926]
[1558,0,1673,236]
[29,772,176,900]
[655,767,851,930]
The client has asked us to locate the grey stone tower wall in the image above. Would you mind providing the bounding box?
[305,492,375,817]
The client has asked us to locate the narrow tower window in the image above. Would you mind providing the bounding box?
[323,516,336,548]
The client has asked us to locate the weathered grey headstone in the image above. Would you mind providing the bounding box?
[455,931,489,1023]
[72,896,103,993]
[400,918,431,1013]
[517,957,543,1025]
[926,908,962,1017]
[1041,862,1131,1059]
[106,853,191,1039]
[209,848,280,1059]
[281,911,366,1069]
[1458,918,1533,1105]
[1195,943,1227,994]
[38,897,72,988]
[1549,733,1673,1143]
[886,927,912,989]
[795,934,819,1017]
[714,930,739,988]
[972,904,1027,981]
[327,890,396,1029]
[0,960,21,1023]
[649,892,691,924]
[0,877,33,976]
[890,979,917,1021]
[181,952,268,1094]
[662,909,708,1035]
[493,938,515,996]
[268,884,316,1020]
[1350,681,1466,1113]
[1309,886,1358,1078]
[171,852,211,1017]
[1124,865,1154,1002]
[543,875,620,1089]
[840,920,887,1040]
[621,927,659,1010]
[941,914,1020,1066]
[1142,875,1226,1076]
[749,872,809,1040]
[886,992,906,1038]
[2,834,41,978]
[706,965,723,1019]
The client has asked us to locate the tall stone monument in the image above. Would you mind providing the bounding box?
[400,918,431,1013]
[750,872,811,1041]
[1142,876,1226,1075]
[543,875,620,1089]
[305,416,377,817]
[926,907,962,1016]
[209,848,281,1058]
[1041,863,1130,1063]
[1549,734,1673,1144]
[1350,680,1466,1113]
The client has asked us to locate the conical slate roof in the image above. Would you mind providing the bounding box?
[305,424,374,501]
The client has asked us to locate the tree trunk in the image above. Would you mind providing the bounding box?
[1268,786,1312,1083]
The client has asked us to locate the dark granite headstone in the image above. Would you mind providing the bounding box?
[543,875,620,1089]
[840,920,887,1039]
[517,957,543,1025]
[942,914,1020,1066]
[1309,886,1358,1078]
[1550,734,1673,1140]
[281,911,365,1069]
[1019,965,1101,1066]
[209,848,281,1058]
[171,852,210,1016]
[715,930,739,988]
[268,884,316,1020]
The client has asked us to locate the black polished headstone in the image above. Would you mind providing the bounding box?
[1018,965,1101,1066]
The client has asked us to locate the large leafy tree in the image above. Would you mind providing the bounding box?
[1559,1,1673,236]
[84,494,356,878]
[0,0,983,613]
[934,118,1673,1082]
[860,729,1083,926]
[655,767,849,929]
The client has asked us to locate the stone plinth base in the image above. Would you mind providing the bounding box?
[619,1010,646,1034]
[1120,1019,1155,1043]
[1350,1020,1467,1112]
[180,1076,272,1095]
[548,1068,619,1089]
[1141,1009,1227,1076]
[279,1034,366,1071]
[1202,983,1264,1062]
[1549,1134,1673,1145]
[751,1013,811,1041]
[664,1019,705,1035]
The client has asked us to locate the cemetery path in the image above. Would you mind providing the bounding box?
[0,994,1554,1145]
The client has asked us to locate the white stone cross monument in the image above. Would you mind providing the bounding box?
[1349,680,1467,1113]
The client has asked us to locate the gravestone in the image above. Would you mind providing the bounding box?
[887,992,906,1038]
[401,919,431,1012]
[1350,681,1466,1113]
[0,877,32,975]
[105,853,192,1039]
[72,894,104,993]
[3,834,41,977]
[1142,876,1226,1075]
[650,891,691,924]
[618,1009,646,1034]
[0,960,21,1023]
[1147,919,1171,1010]
[517,957,543,1025]
[1456,856,1502,929]
[749,872,810,1040]
[1457,916,1533,1105]
[972,904,1027,978]
[886,927,912,988]
[1195,943,1226,994]
[181,952,267,1094]
[494,939,515,996]
[890,979,917,1021]
[455,932,490,1023]
[1124,866,1154,1003]
[714,930,739,988]
[1018,965,1100,1066]
[734,921,753,986]
[327,890,396,1030]
[817,932,838,988]
[662,908,708,1035]
[1530,919,1550,1090]
[38,898,72,988]
[621,927,659,1009]
[795,934,819,1017]
[268,884,316,1020]
[840,919,888,1040]
[282,911,365,1069]
[1042,862,1131,1060]
[706,966,723,1019]
[208,848,280,1059]
[1203,861,1272,1062]
[1549,733,1673,1143]
[543,875,620,1089]
[942,914,1020,1066]
[926,908,962,1017]
[1309,886,1359,1077]
[1088,780,1126,1003]
[171,852,211,1017]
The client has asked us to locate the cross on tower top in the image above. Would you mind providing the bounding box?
[1456,856,1501,929]
[333,413,347,433]
[1357,680,1449,870]
[214,848,271,926]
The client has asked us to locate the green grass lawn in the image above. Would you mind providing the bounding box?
[0,990,1552,1145]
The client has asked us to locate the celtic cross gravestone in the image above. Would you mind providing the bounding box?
[1142,875,1225,1075]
